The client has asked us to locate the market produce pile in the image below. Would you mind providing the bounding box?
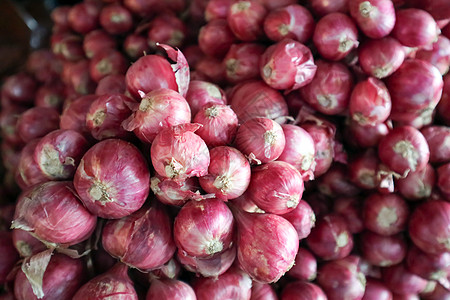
[0,0,450,299]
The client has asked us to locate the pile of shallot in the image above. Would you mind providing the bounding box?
[0,0,450,299]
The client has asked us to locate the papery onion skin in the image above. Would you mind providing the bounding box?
[174,198,234,258]
[223,43,265,84]
[409,200,450,255]
[392,9,439,48]
[151,175,201,206]
[282,200,315,240]
[281,281,327,300]
[14,254,86,300]
[199,146,250,200]
[73,263,138,300]
[362,278,393,300]
[348,0,396,38]
[421,126,450,164]
[151,123,210,180]
[185,80,227,117]
[146,279,196,300]
[287,248,317,281]
[378,126,430,176]
[396,163,435,201]
[235,117,286,164]
[260,38,317,91]
[245,161,304,215]
[102,204,176,271]
[233,207,299,283]
[74,139,150,219]
[151,257,181,280]
[360,231,407,267]
[12,229,46,257]
[306,213,354,260]
[382,263,428,295]
[0,232,18,285]
[122,88,191,144]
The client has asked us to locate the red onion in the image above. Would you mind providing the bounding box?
[11,181,96,246]
[16,107,59,142]
[73,263,138,300]
[177,245,236,278]
[396,163,435,200]
[346,120,389,148]
[125,45,189,99]
[313,13,359,61]
[263,4,315,43]
[287,248,317,281]
[223,43,265,84]
[151,257,181,280]
[122,88,191,144]
[63,60,96,95]
[185,80,227,117]
[281,281,327,300]
[300,60,353,115]
[317,164,361,197]
[35,84,65,111]
[83,29,117,59]
[245,161,303,214]
[317,255,366,300]
[437,163,450,200]
[382,263,428,295]
[349,0,395,38]
[378,126,430,176]
[406,245,450,285]
[34,129,89,180]
[199,146,250,200]
[192,104,238,148]
[51,5,71,30]
[74,138,150,219]
[235,117,285,164]
[421,282,450,300]
[348,149,380,190]
[195,56,227,84]
[349,77,391,126]
[192,265,252,300]
[0,108,26,146]
[26,50,62,84]
[151,123,210,180]
[151,175,201,206]
[147,279,196,300]
[123,34,149,60]
[227,1,267,41]
[416,36,450,75]
[333,197,364,234]
[124,0,184,17]
[250,282,277,300]
[198,19,236,58]
[53,34,85,62]
[147,14,187,49]
[68,2,100,34]
[15,139,47,190]
[230,80,289,123]
[282,200,316,239]
[362,278,393,300]
[309,0,349,16]
[421,126,450,163]
[89,49,128,83]
[360,231,407,267]
[174,198,234,258]
[438,74,450,125]
[14,253,86,300]
[358,37,405,79]
[260,39,317,91]
[60,94,98,136]
[409,200,450,255]
[12,229,46,257]
[277,124,315,180]
[230,194,265,214]
[102,204,175,270]
[392,9,439,48]
[99,4,133,35]
[95,74,126,95]
[205,0,231,21]
[232,206,299,283]
[306,213,353,260]
[301,123,335,177]
[1,73,37,105]
[0,232,18,285]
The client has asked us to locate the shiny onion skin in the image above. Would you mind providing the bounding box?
[227,1,267,42]
[409,200,450,255]
[382,263,428,295]
[421,126,450,164]
[348,149,380,190]
[73,263,138,300]
[281,281,327,300]
[14,253,85,300]
[151,123,210,180]
[234,117,285,164]
[89,50,128,83]
[378,126,430,176]
[16,107,60,142]
[233,207,299,283]
[185,80,227,117]
[146,279,196,300]
[99,4,134,35]
[60,94,98,136]
[15,139,48,190]
[309,0,348,16]
[250,282,278,300]
[396,163,435,201]
[12,229,46,257]
[223,43,265,84]
[122,88,191,144]
[102,204,176,271]
[174,198,234,258]
[362,278,393,300]
[313,12,359,61]
[192,265,252,300]
[1,72,37,105]
[0,232,18,285]
[287,248,317,281]
[11,181,97,246]
[198,19,236,58]
[245,161,304,215]
[199,146,250,200]
[392,9,439,48]
[416,36,450,75]
[151,175,201,206]
[260,39,317,91]
[95,74,126,96]
[360,231,407,267]
[282,200,316,240]
[74,139,150,219]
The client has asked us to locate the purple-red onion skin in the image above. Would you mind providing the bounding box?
[102,204,176,271]
[73,263,138,300]
[185,80,227,117]
[12,181,97,246]
[396,163,435,200]
[406,244,450,282]
[60,94,98,136]
[74,139,150,219]
[16,139,48,190]
[382,263,428,295]
[282,200,315,240]
[392,9,439,48]
[16,107,60,142]
[421,126,450,164]
[360,231,407,267]
[416,35,450,75]
[151,175,200,206]
[146,279,196,300]
[301,123,335,177]
[0,231,19,285]
[227,1,267,42]
[250,282,278,300]
[287,248,317,281]
[333,197,364,234]
[349,0,396,39]
[437,163,450,200]
[281,281,327,300]
[223,43,266,84]
[309,0,349,16]
[95,74,126,96]
[362,278,393,300]
[12,229,46,257]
